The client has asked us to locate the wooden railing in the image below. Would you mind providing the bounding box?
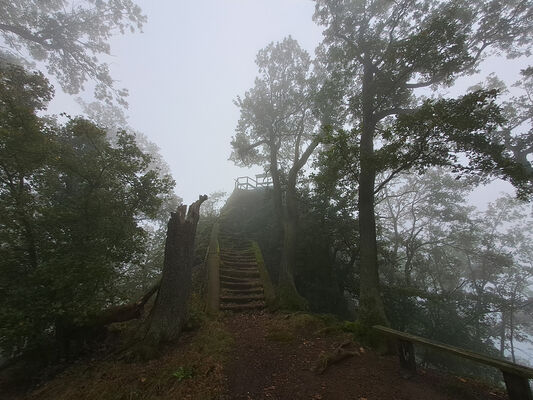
[234,174,273,190]
[374,325,533,400]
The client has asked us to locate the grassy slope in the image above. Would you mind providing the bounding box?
[20,318,233,400]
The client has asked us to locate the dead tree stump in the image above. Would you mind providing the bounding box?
[144,195,207,345]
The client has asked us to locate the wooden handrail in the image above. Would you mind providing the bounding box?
[373,325,533,400]
[234,175,273,190]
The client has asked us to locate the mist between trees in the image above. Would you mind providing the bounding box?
[0,0,532,387]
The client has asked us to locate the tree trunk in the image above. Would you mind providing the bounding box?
[54,281,160,360]
[144,195,207,345]
[358,58,389,327]
[500,310,506,357]
[509,302,516,363]
[279,172,298,283]
[270,137,284,224]
[277,170,307,308]
[95,281,161,326]
[277,135,320,310]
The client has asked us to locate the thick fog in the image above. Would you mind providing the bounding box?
[1,0,532,390]
[45,1,323,204]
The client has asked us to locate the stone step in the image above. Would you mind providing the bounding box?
[220,252,254,257]
[222,287,264,296]
[220,294,265,304]
[220,266,258,274]
[221,280,262,290]
[220,269,260,279]
[218,234,267,313]
[220,254,257,262]
[221,257,257,265]
[220,301,266,311]
[220,249,254,255]
[221,260,257,265]
[221,264,258,272]
[220,274,260,284]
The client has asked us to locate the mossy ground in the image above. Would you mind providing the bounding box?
[265,312,344,343]
[17,318,233,400]
[3,311,509,400]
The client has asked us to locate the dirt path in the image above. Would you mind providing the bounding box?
[222,312,507,400]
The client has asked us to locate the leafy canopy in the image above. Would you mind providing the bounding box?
[0,63,174,355]
[0,0,146,105]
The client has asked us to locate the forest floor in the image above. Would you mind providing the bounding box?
[222,312,507,400]
[2,311,509,400]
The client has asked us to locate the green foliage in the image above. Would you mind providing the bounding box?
[377,170,533,372]
[277,282,309,312]
[172,366,195,381]
[0,64,175,357]
[293,186,354,316]
[0,0,146,105]
[251,241,276,309]
[190,319,234,361]
[230,36,317,169]
[311,0,533,329]
[265,313,330,343]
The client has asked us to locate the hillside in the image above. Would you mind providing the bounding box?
[2,310,508,400]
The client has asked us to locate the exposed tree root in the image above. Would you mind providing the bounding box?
[311,340,360,374]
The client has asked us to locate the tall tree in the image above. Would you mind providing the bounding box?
[231,37,321,307]
[471,67,533,175]
[378,171,533,363]
[314,0,533,326]
[0,0,146,105]
[76,99,183,293]
[0,64,174,356]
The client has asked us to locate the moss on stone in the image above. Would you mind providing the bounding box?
[251,241,276,309]
[277,282,308,311]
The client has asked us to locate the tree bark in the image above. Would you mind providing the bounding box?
[279,182,298,287]
[94,281,161,326]
[144,195,207,344]
[500,310,506,357]
[277,137,321,308]
[358,57,389,327]
[276,165,304,308]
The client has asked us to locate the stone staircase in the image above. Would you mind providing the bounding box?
[219,233,266,312]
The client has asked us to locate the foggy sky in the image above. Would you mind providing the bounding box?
[48,0,322,204]
[46,0,528,207]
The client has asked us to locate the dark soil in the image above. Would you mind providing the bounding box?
[222,312,508,400]
[0,311,511,400]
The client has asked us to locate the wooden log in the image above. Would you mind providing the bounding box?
[94,281,160,326]
[311,341,359,374]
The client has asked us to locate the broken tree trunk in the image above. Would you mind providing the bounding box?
[53,281,161,361]
[93,281,161,326]
[144,195,207,345]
